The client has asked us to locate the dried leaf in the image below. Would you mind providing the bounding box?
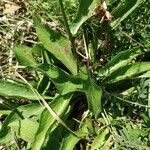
[3,3,21,15]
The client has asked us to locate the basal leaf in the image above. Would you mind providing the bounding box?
[60,123,89,150]
[85,81,102,117]
[80,68,102,117]
[138,71,150,78]
[33,16,77,74]
[0,80,52,100]
[32,94,72,150]
[34,64,82,95]
[42,107,71,150]
[105,62,150,84]
[70,0,99,35]
[12,45,37,66]
[18,103,44,118]
[91,129,109,150]
[98,48,147,77]
[0,103,43,144]
[111,0,143,29]
[8,119,38,142]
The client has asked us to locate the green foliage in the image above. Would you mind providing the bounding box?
[98,48,147,77]
[60,122,89,150]
[0,103,44,144]
[0,0,149,149]
[70,0,99,35]
[12,45,37,66]
[34,64,82,95]
[104,62,150,84]
[111,0,144,29]
[32,94,72,150]
[90,128,109,150]
[0,80,52,100]
[34,16,77,74]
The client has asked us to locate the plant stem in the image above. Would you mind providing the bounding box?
[58,0,79,71]
[58,0,73,43]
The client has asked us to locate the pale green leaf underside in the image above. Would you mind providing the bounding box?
[91,129,109,150]
[0,103,43,144]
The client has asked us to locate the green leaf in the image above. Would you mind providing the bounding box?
[12,45,37,66]
[37,75,50,94]
[0,103,43,144]
[111,0,143,29]
[98,48,147,77]
[35,64,82,95]
[18,103,44,118]
[0,109,11,115]
[138,71,150,78]
[42,124,64,150]
[33,16,77,75]
[70,0,99,35]
[105,62,150,84]
[42,107,71,150]
[85,81,102,117]
[0,80,53,100]
[80,68,102,117]
[8,119,38,142]
[60,123,89,150]
[32,94,72,150]
[91,129,109,150]
[32,43,44,57]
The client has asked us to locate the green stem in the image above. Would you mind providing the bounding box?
[58,0,80,73]
[58,0,73,42]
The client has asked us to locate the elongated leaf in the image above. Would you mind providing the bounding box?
[105,62,150,84]
[138,71,150,78]
[70,0,99,35]
[37,75,50,94]
[32,94,72,150]
[60,123,89,150]
[8,119,38,142]
[42,124,64,150]
[0,80,52,100]
[85,81,102,117]
[34,17,77,74]
[0,109,11,115]
[98,48,147,77]
[18,103,44,118]
[148,82,150,117]
[42,107,71,150]
[12,45,37,66]
[111,0,143,29]
[80,68,102,117]
[91,129,109,150]
[0,103,43,144]
[34,64,82,95]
